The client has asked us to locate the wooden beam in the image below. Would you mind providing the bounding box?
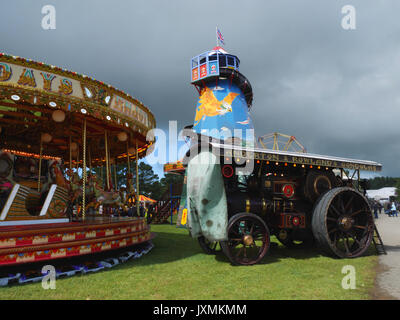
[0,110,46,120]
[0,118,39,126]
[0,101,53,114]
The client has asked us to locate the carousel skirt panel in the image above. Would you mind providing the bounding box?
[0,217,154,266]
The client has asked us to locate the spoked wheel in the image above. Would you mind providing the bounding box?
[198,236,221,255]
[312,187,374,258]
[220,213,270,265]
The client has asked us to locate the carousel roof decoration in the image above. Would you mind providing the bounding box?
[0,52,156,163]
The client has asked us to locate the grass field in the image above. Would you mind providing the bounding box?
[0,223,378,300]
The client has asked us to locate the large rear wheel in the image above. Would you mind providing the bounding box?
[312,187,374,258]
[220,213,270,265]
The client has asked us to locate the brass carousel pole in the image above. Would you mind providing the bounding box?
[136,139,140,217]
[69,136,72,179]
[104,130,110,190]
[37,137,43,192]
[114,158,118,190]
[126,140,131,188]
[109,145,112,190]
[88,144,92,173]
[76,146,80,170]
[82,119,87,220]
[126,141,131,172]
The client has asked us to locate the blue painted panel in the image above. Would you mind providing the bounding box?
[193,79,254,146]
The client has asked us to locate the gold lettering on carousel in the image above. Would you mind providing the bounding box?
[111,96,148,126]
[114,96,124,113]
[40,72,56,91]
[58,78,73,95]
[0,63,12,81]
[123,101,133,117]
[18,68,36,87]
[132,104,137,118]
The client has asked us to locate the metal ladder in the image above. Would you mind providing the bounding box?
[372,223,387,255]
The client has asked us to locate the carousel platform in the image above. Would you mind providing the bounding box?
[0,216,154,266]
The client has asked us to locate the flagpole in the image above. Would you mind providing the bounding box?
[216,26,218,47]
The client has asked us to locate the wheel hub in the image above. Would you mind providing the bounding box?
[338,215,353,231]
[243,234,254,246]
[279,229,288,240]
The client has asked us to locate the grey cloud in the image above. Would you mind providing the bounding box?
[1,0,399,177]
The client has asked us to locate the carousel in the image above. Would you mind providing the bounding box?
[0,53,156,280]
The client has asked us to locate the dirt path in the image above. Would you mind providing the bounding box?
[374,212,400,300]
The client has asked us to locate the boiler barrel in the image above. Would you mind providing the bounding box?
[226,192,269,216]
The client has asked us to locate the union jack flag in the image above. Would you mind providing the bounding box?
[216,28,225,46]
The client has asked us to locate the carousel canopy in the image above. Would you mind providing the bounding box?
[0,53,156,164]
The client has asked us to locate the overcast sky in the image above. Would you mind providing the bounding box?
[1,0,399,178]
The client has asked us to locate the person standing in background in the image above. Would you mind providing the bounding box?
[373,201,379,219]
[392,201,398,217]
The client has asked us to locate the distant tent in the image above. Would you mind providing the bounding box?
[366,187,397,201]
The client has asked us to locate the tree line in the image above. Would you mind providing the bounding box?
[90,161,184,201]
[366,176,400,189]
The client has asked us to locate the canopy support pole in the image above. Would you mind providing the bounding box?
[76,146,80,170]
[136,139,139,217]
[114,159,118,191]
[69,136,72,179]
[126,141,131,172]
[105,130,110,191]
[37,137,43,192]
[126,140,131,189]
[88,144,92,174]
[82,118,87,220]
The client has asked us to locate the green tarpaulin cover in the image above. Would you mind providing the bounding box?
[186,151,228,241]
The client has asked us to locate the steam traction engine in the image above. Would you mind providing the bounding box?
[184,46,383,265]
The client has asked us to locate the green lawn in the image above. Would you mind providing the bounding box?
[0,223,378,300]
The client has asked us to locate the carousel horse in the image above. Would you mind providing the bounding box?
[49,162,70,191]
[90,174,123,206]
[70,172,83,203]
[67,173,96,213]
[40,162,73,219]
[67,171,125,216]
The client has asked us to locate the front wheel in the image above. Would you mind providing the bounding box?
[220,213,270,265]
